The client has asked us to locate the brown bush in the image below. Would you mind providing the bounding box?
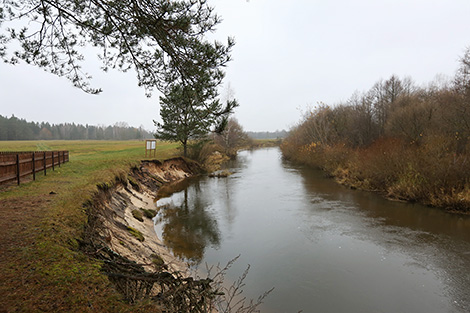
[281,54,470,212]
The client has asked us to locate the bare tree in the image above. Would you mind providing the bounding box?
[214,118,250,157]
[386,91,437,145]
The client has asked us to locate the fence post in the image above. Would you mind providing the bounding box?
[16,154,20,185]
[0,150,69,186]
[32,152,36,181]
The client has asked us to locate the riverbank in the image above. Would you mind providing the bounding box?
[154,146,470,313]
[0,141,182,312]
[82,157,223,309]
[281,138,470,214]
[86,158,202,273]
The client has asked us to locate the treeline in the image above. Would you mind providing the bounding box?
[281,47,470,212]
[0,115,154,140]
[247,130,288,140]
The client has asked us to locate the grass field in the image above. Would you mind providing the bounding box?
[0,140,180,312]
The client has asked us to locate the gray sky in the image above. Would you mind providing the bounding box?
[1,0,470,132]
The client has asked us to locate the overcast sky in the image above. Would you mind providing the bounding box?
[1,0,470,132]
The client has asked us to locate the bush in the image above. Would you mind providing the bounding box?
[281,60,470,212]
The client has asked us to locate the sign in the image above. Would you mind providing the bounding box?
[145,139,157,157]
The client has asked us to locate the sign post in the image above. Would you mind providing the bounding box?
[145,139,157,158]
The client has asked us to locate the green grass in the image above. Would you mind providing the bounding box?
[1,140,178,194]
[127,226,145,242]
[0,140,179,312]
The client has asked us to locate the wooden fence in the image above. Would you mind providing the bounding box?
[0,151,69,186]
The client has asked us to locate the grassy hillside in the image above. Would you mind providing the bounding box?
[0,140,179,312]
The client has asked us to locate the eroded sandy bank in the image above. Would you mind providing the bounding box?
[83,157,204,302]
[101,158,202,273]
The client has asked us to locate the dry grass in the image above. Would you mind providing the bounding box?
[282,136,470,213]
[0,140,179,312]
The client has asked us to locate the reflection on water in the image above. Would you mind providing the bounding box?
[155,148,470,313]
[156,181,220,263]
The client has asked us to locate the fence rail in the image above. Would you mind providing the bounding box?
[0,151,69,186]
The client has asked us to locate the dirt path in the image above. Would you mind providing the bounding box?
[0,196,50,312]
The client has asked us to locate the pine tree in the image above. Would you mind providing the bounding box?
[0,0,234,98]
[155,82,237,157]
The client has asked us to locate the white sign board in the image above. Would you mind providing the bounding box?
[145,140,157,157]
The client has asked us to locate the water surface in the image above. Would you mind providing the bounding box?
[156,147,470,313]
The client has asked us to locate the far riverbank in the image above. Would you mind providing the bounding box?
[280,138,470,214]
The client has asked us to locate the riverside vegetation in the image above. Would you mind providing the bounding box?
[281,48,470,213]
[0,139,271,312]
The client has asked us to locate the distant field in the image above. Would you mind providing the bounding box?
[0,140,181,194]
[0,140,178,158]
[0,140,180,312]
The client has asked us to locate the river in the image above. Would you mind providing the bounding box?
[155,147,470,313]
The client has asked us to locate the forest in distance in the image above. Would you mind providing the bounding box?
[0,114,286,142]
[0,115,154,141]
[282,47,470,213]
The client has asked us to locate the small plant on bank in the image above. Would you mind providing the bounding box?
[150,253,167,270]
[140,208,157,219]
[128,177,140,191]
[127,227,144,242]
[96,181,113,191]
[201,255,274,313]
[131,209,144,222]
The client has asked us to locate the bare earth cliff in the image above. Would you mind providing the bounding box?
[98,158,201,272]
[82,158,216,309]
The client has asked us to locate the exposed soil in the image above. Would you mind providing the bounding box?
[82,157,206,304]
[0,157,203,312]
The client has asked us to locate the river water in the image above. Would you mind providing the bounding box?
[155,147,470,313]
